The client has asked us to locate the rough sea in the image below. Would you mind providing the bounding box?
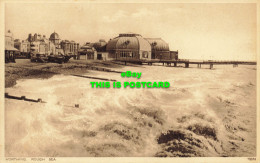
[5,64,256,157]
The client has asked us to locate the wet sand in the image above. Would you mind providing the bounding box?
[5,59,123,88]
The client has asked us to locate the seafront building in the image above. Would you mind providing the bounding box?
[106,32,178,61]
[92,39,109,60]
[106,33,151,61]
[60,40,80,57]
[5,30,19,62]
[49,32,79,57]
[21,32,80,57]
[49,32,80,57]
[26,33,56,55]
[78,39,109,60]
[14,39,30,55]
[78,42,97,60]
[145,38,178,60]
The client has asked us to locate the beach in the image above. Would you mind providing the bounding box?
[5,59,124,88]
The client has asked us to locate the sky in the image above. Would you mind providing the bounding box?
[5,3,257,61]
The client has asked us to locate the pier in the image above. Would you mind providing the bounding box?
[116,59,256,69]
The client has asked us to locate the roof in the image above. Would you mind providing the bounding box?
[80,45,92,49]
[119,32,141,37]
[49,32,60,40]
[99,39,106,42]
[106,34,151,52]
[78,46,95,53]
[93,42,106,47]
[5,46,19,51]
[145,38,169,51]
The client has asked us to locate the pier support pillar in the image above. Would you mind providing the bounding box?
[185,63,189,68]
[163,62,165,66]
[174,62,177,67]
[125,61,127,65]
[233,64,238,68]
[210,64,213,69]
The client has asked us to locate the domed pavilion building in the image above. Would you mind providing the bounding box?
[106,33,152,61]
[145,38,169,59]
[106,32,178,61]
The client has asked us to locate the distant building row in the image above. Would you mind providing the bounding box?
[5,30,178,62]
[13,32,79,57]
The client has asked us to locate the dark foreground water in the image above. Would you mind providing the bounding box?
[5,65,256,157]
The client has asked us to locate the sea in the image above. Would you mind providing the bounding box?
[5,64,256,157]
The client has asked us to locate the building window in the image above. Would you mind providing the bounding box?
[119,51,137,58]
[142,51,148,58]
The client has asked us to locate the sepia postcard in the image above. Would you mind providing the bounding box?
[0,0,259,163]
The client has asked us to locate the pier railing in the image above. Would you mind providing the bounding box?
[115,59,256,68]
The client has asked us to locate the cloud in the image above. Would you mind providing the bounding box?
[131,8,159,18]
[102,10,128,23]
[102,8,160,23]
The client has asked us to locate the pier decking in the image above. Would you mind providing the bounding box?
[116,59,257,69]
